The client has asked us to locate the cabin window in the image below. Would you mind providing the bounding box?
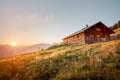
[90,35,94,37]
[105,35,108,38]
[96,28,101,31]
[101,38,106,41]
[86,37,88,41]
[90,35,95,42]
[96,35,100,42]
[97,35,100,37]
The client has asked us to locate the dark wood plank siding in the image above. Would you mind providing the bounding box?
[85,23,111,44]
[63,33,85,44]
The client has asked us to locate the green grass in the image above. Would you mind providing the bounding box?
[0,40,120,80]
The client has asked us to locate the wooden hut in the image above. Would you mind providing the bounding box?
[63,22,115,44]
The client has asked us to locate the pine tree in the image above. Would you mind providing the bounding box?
[118,20,120,28]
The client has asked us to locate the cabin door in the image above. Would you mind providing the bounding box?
[96,35,100,42]
[90,35,95,43]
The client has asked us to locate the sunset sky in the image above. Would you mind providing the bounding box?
[0,0,120,45]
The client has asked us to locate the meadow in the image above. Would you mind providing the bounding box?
[0,39,120,80]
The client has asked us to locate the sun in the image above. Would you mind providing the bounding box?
[11,42,17,46]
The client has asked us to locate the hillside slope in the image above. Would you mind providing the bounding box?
[0,40,120,80]
[112,27,120,36]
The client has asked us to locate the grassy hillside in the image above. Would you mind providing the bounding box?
[0,40,120,80]
[112,27,120,36]
[115,27,120,35]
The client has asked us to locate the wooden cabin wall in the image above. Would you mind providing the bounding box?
[63,33,85,44]
[85,24,111,44]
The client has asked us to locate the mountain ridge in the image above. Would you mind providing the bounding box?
[0,43,51,58]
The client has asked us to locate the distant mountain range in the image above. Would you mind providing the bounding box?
[0,43,51,58]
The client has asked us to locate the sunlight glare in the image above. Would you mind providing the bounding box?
[11,42,17,46]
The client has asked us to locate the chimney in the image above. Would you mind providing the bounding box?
[86,24,88,27]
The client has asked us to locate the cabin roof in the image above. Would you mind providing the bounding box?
[63,21,114,39]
